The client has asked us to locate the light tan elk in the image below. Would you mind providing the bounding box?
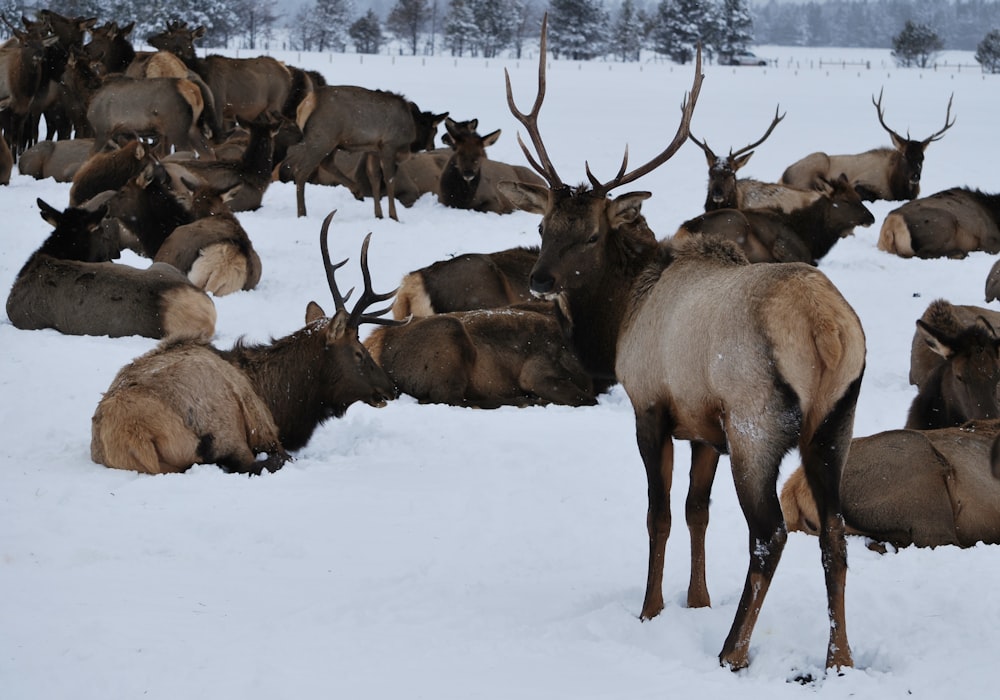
[365,300,602,408]
[781,89,955,201]
[5,198,215,340]
[878,187,1000,259]
[689,106,821,212]
[906,299,1000,430]
[673,173,875,265]
[392,246,539,318]
[496,16,866,671]
[90,212,400,475]
[281,85,447,219]
[781,420,1000,549]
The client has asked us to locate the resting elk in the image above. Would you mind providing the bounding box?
[17,136,94,182]
[906,299,1000,430]
[878,187,1000,259]
[5,198,216,340]
[281,85,447,219]
[781,420,1000,549]
[392,246,539,318]
[90,212,399,475]
[69,135,151,206]
[496,16,866,671]
[673,173,875,265]
[781,89,955,201]
[365,300,601,408]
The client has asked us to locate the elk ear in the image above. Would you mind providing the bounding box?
[608,191,652,228]
[305,301,326,324]
[889,131,908,151]
[482,129,501,148]
[441,132,455,149]
[193,25,207,39]
[326,309,349,342]
[916,319,956,360]
[496,181,549,214]
[36,199,62,228]
[732,151,754,171]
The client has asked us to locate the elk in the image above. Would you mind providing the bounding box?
[905,299,1000,430]
[878,187,1000,259]
[281,85,447,219]
[365,300,601,408]
[496,17,866,671]
[0,99,10,184]
[673,173,875,265]
[17,136,94,181]
[781,420,1000,549]
[90,213,400,475]
[5,198,216,340]
[437,116,546,213]
[781,90,955,201]
[69,136,151,206]
[688,106,821,212]
[392,246,539,318]
[0,25,60,159]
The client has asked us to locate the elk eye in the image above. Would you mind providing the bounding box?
[586,233,600,245]
[537,223,543,237]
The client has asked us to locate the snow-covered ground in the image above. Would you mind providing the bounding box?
[2,45,998,698]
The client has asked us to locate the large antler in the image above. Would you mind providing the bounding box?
[923,93,956,144]
[873,88,955,144]
[319,211,405,329]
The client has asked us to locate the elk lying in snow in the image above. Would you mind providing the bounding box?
[17,136,93,181]
[878,187,1000,259]
[906,299,1000,430]
[392,246,539,318]
[5,198,215,340]
[90,213,399,475]
[497,17,866,671]
[781,420,1000,549]
[781,90,955,201]
[69,136,150,206]
[673,173,875,265]
[365,301,602,408]
[281,85,447,219]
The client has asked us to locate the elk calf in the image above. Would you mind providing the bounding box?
[90,213,399,475]
[365,301,600,408]
[878,187,1000,259]
[781,420,1000,549]
[5,198,215,340]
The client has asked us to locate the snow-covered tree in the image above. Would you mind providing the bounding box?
[312,0,354,52]
[350,8,385,54]
[444,0,479,56]
[609,0,644,62]
[472,0,520,58]
[892,19,943,68]
[975,28,1000,73]
[715,0,754,60]
[387,0,429,55]
[547,0,609,60]
[650,0,707,64]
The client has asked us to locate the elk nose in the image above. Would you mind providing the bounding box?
[530,271,555,295]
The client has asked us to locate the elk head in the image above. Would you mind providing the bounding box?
[36,198,118,262]
[147,20,203,61]
[442,117,501,183]
[498,14,702,300]
[874,88,955,200]
[820,173,876,235]
[310,211,404,412]
[689,106,784,210]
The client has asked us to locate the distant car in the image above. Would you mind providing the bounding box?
[729,51,769,66]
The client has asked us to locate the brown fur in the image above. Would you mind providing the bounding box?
[69,138,149,205]
[878,187,1000,259]
[17,137,93,181]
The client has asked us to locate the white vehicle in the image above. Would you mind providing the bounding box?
[729,51,769,66]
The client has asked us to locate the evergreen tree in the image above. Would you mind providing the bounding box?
[891,19,943,68]
[715,0,754,60]
[312,0,354,52]
[650,0,705,64]
[547,0,609,60]
[471,0,520,58]
[975,28,1000,73]
[387,0,429,55]
[610,0,644,62]
[350,9,385,54]
[444,0,479,56]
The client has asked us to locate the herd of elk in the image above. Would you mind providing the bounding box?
[6,198,216,340]
[781,89,955,201]
[90,212,399,475]
[781,419,1000,549]
[878,187,1000,259]
[497,16,865,671]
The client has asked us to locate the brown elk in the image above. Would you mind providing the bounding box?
[5,198,216,340]
[17,136,94,181]
[688,106,820,212]
[905,299,1000,430]
[437,117,546,213]
[878,187,1000,259]
[781,420,1000,549]
[69,136,151,206]
[781,90,955,201]
[392,246,539,318]
[0,25,60,158]
[281,85,447,219]
[673,173,875,265]
[496,17,866,671]
[0,98,11,184]
[90,213,399,475]
[365,300,601,408]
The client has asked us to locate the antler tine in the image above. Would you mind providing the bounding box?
[872,87,905,141]
[348,233,406,328]
[925,92,956,143]
[687,132,717,160]
[504,13,564,188]
[319,210,352,314]
[730,104,785,158]
[596,45,704,195]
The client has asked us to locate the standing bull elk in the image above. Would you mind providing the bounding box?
[878,187,1000,259]
[497,17,865,671]
[781,89,955,201]
[781,420,1000,549]
[90,212,400,475]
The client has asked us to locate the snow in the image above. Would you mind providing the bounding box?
[2,46,999,698]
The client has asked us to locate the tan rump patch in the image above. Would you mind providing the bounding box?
[878,212,914,257]
[160,286,217,341]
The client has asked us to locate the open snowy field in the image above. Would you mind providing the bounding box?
[2,43,999,697]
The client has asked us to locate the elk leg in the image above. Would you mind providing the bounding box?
[365,153,385,219]
[634,405,675,621]
[685,442,720,608]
